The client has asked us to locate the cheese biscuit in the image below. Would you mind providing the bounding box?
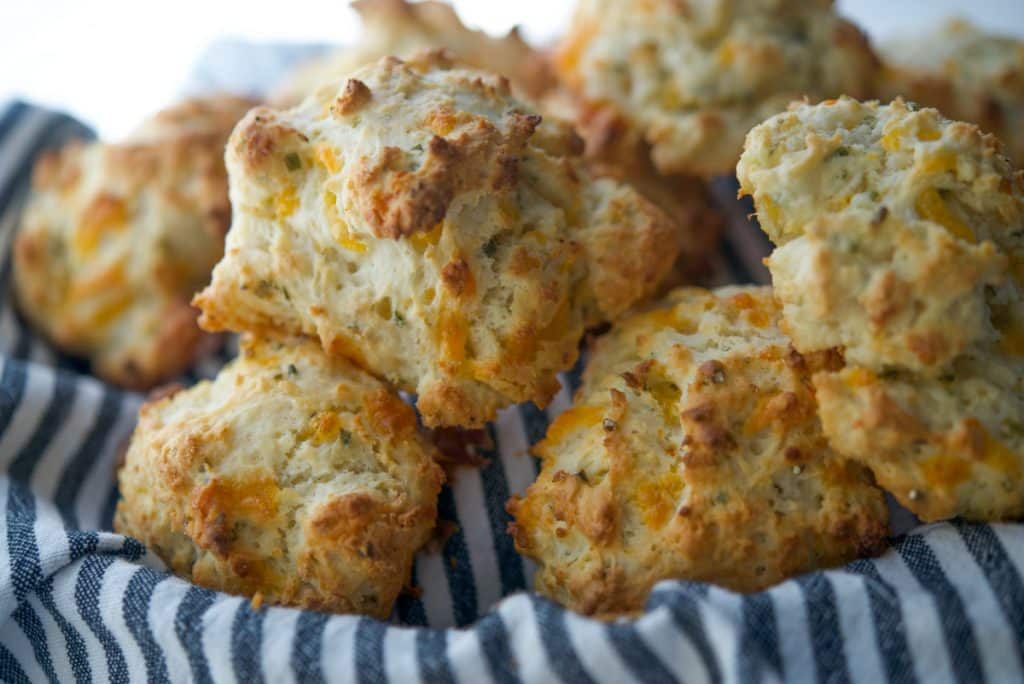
[553,0,877,177]
[115,335,444,617]
[13,96,255,388]
[738,97,1024,371]
[509,286,887,617]
[195,52,678,428]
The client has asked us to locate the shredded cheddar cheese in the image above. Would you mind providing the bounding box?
[274,186,299,219]
[915,188,976,243]
[634,470,684,529]
[73,194,127,256]
[324,190,367,252]
[544,405,606,445]
[316,145,342,174]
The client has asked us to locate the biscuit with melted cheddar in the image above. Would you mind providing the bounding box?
[553,0,877,177]
[194,52,678,428]
[12,95,255,388]
[115,335,444,617]
[815,350,1024,521]
[508,286,888,617]
[738,97,1024,372]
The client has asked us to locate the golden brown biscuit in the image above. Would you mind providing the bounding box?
[553,0,877,178]
[508,286,888,617]
[194,52,679,428]
[738,97,1024,372]
[272,0,555,106]
[115,334,444,618]
[585,159,723,286]
[877,20,1024,165]
[538,89,725,284]
[12,95,255,389]
[815,350,1024,522]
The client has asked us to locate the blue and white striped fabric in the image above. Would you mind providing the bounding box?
[1,92,1023,682]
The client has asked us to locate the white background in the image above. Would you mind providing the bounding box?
[2,0,1023,139]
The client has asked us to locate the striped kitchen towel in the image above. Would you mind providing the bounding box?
[0,94,1023,683]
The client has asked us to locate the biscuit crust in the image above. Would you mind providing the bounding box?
[195,53,678,428]
[12,95,255,389]
[815,351,1024,522]
[538,89,725,283]
[738,97,1024,372]
[877,20,1024,165]
[115,335,444,617]
[272,0,555,106]
[509,287,888,617]
[553,0,877,177]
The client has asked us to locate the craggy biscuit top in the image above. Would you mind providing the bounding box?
[115,335,444,618]
[765,211,1011,373]
[195,53,679,428]
[553,0,877,177]
[737,97,1024,250]
[508,286,887,617]
[738,98,1024,371]
[815,349,1024,522]
[272,0,555,107]
[12,95,255,389]
[878,20,1024,165]
[537,89,725,284]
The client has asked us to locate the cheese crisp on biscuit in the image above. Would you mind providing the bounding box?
[195,52,678,428]
[115,335,444,617]
[509,287,887,617]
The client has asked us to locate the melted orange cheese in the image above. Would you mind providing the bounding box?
[844,367,877,388]
[916,188,976,243]
[918,149,959,175]
[743,394,776,437]
[634,470,684,529]
[69,260,127,301]
[647,377,681,425]
[73,194,127,256]
[328,333,369,369]
[89,292,133,327]
[554,22,595,75]
[316,145,342,174]
[409,222,443,251]
[920,453,972,490]
[716,41,738,66]
[324,190,366,252]
[757,195,783,232]
[203,474,280,523]
[882,121,941,152]
[437,308,468,366]
[274,186,299,219]
[980,427,1021,477]
[545,405,605,445]
[306,410,343,446]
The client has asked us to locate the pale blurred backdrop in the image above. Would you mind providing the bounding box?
[2,0,1023,138]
